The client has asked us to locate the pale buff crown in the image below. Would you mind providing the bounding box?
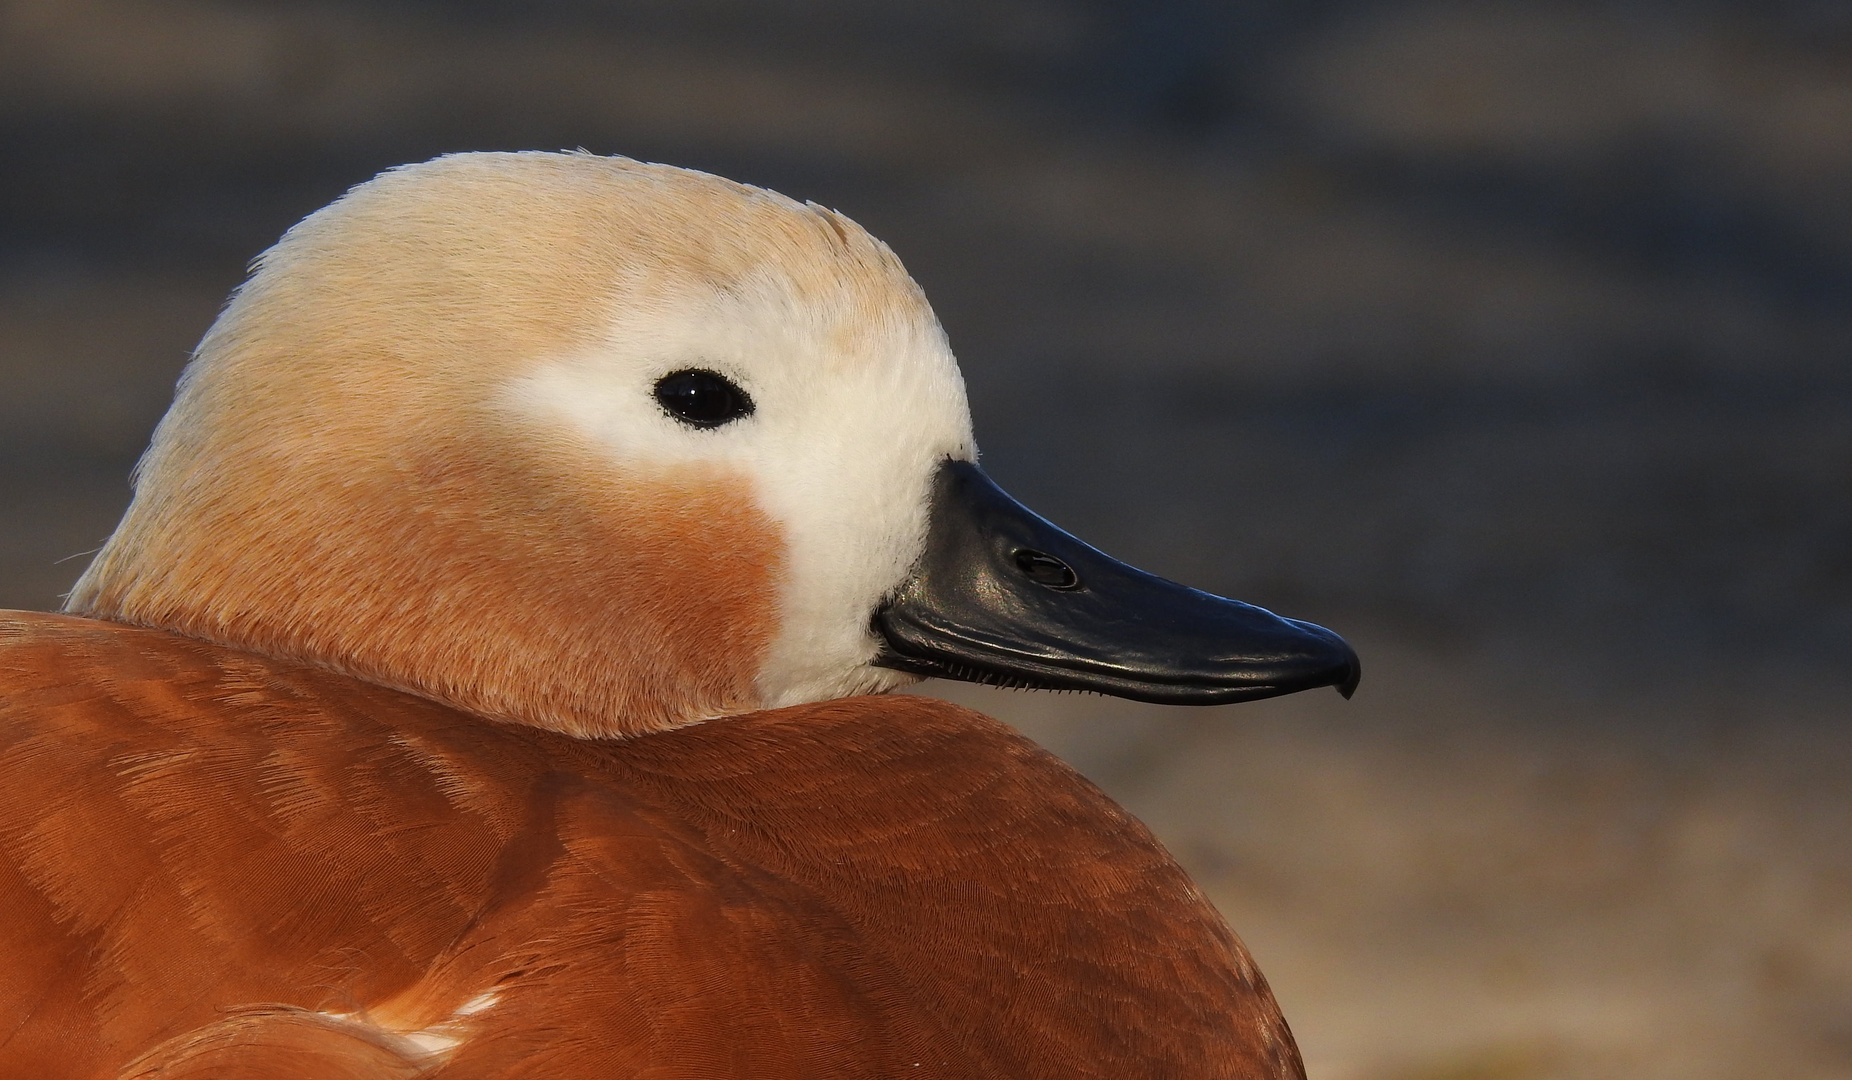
[68,151,976,738]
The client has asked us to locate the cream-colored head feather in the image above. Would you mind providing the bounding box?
[69,151,976,738]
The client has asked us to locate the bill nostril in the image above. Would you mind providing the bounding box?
[1012,549,1080,590]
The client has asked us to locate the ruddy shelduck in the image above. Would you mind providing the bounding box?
[0,152,1359,1079]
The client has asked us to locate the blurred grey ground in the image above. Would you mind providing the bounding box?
[1,1,1848,1077]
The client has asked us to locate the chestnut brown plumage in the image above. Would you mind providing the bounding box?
[0,612,1303,1078]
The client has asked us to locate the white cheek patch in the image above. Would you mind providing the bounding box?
[502,278,976,712]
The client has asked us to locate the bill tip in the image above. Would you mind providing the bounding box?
[1334,659,1361,699]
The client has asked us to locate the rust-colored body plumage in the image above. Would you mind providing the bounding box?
[0,612,1302,1078]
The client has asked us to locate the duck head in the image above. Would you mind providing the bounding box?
[68,152,1357,738]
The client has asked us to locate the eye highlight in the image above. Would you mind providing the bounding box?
[654,369,754,428]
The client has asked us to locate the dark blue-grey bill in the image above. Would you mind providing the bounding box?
[873,461,1361,705]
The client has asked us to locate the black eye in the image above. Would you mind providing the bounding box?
[653,369,754,428]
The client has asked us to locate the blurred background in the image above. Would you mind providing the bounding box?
[2,1,1848,1076]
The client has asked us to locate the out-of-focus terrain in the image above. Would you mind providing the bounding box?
[2,2,1847,1077]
